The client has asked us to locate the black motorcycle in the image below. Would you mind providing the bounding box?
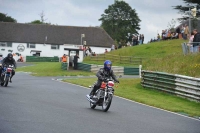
[86,76,121,112]
[1,64,14,87]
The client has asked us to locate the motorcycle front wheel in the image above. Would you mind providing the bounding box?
[4,76,9,87]
[102,94,113,112]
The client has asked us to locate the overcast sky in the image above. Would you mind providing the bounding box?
[0,0,184,43]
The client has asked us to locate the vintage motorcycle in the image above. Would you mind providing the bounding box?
[0,64,14,87]
[86,76,121,112]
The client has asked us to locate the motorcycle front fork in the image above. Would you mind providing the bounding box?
[104,91,107,103]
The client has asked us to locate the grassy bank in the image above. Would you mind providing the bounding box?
[63,78,200,118]
[84,39,200,77]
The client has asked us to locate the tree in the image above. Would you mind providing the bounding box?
[30,20,43,24]
[28,11,50,25]
[39,11,48,23]
[99,1,141,42]
[167,19,176,32]
[173,0,200,21]
[0,12,17,22]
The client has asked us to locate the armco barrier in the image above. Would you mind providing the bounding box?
[77,63,141,76]
[141,70,200,102]
[77,63,91,72]
[61,63,68,70]
[26,56,59,62]
[124,67,139,75]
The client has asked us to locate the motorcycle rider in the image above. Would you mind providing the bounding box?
[90,60,119,98]
[0,53,17,83]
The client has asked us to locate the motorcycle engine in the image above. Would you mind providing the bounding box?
[96,89,105,99]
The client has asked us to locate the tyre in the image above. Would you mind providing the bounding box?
[102,95,113,112]
[90,101,96,109]
[4,76,9,87]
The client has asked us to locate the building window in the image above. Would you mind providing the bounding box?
[0,42,12,47]
[7,42,12,47]
[0,42,6,47]
[51,45,59,50]
[27,43,36,48]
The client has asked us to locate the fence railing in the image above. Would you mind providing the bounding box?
[182,42,200,55]
[89,54,142,65]
[141,70,200,102]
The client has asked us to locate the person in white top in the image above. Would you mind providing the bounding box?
[111,44,115,51]
[188,32,194,53]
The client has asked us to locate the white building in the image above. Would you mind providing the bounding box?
[0,22,114,62]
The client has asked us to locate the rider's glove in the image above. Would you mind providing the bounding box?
[99,76,104,81]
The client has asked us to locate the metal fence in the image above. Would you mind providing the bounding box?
[89,54,142,65]
[141,70,200,102]
[181,42,200,55]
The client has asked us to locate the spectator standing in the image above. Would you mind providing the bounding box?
[0,54,3,62]
[139,34,142,44]
[184,24,189,40]
[176,27,181,39]
[73,53,79,70]
[157,34,160,41]
[19,54,23,62]
[193,29,200,53]
[111,44,115,51]
[141,34,144,44]
[105,49,108,53]
[181,25,185,39]
[188,32,194,53]
[62,54,67,62]
[87,46,92,56]
[136,36,139,45]
[83,46,87,57]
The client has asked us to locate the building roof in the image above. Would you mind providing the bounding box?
[0,22,114,48]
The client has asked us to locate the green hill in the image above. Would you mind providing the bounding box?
[84,39,200,77]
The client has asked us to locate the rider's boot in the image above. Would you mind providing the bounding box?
[9,75,13,83]
[89,85,99,99]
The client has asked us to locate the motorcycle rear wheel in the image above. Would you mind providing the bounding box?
[90,102,96,109]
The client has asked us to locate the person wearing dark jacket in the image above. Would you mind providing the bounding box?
[89,60,119,98]
[73,53,79,70]
[193,29,200,53]
[1,53,17,82]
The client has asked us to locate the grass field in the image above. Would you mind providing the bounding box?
[16,62,94,76]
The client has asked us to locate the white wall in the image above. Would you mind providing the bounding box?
[0,43,84,62]
[89,47,111,54]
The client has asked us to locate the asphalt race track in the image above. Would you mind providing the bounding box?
[0,63,199,133]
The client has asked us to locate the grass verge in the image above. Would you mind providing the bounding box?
[63,78,200,118]
[16,62,94,76]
